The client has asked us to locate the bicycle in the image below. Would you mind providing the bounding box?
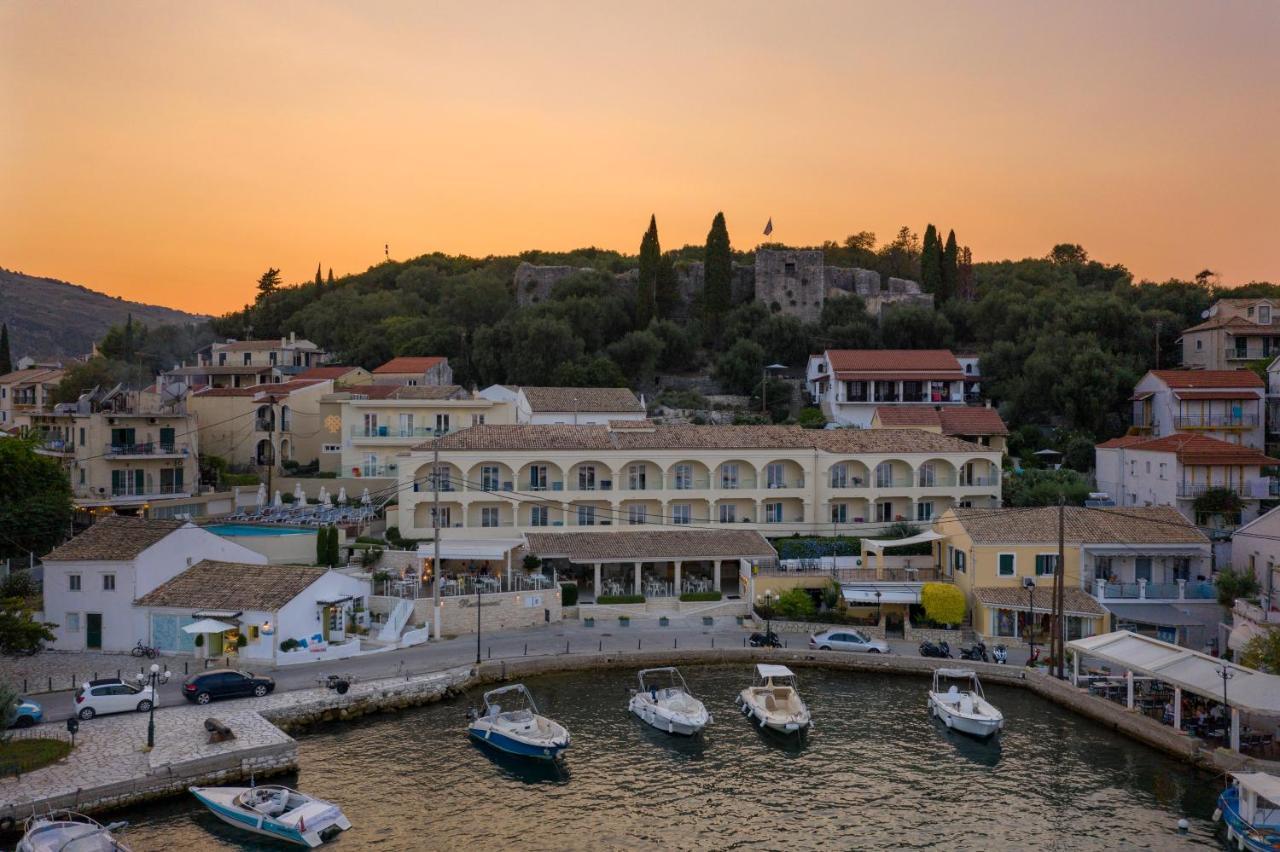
[131,640,158,659]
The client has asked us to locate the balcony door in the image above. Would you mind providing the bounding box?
[1134,558,1152,583]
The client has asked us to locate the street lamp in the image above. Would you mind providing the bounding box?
[874,589,882,623]
[476,572,483,665]
[1217,663,1234,728]
[761,363,787,416]
[1023,577,1037,663]
[137,662,171,749]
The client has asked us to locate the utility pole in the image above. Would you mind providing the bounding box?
[1154,320,1162,369]
[1055,499,1066,679]
[431,430,441,641]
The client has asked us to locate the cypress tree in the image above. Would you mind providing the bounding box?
[920,224,942,293]
[704,212,732,322]
[656,253,678,319]
[636,215,660,328]
[940,230,958,302]
[316,524,327,565]
[314,263,323,288]
[327,268,334,286]
[0,323,11,376]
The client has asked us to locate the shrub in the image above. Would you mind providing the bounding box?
[1216,566,1260,607]
[679,591,722,602]
[921,583,966,626]
[372,570,392,583]
[523,554,542,571]
[774,588,816,620]
[598,594,645,604]
[1241,629,1280,673]
[280,637,299,652]
[223,473,261,487]
[560,583,579,606]
[797,407,826,429]
[775,536,861,559]
[235,633,248,648]
[194,633,204,647]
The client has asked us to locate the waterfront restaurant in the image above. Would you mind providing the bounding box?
[523,529,775,602]
[1069,630,1280,756]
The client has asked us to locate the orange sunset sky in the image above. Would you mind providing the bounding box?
[2,1,1278,316]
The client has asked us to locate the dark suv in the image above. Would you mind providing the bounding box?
[182,669,275,705]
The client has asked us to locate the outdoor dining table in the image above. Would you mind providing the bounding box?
[527,574,551,588]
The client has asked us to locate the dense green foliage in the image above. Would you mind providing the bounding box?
[598,594,644,605]
[1240,629,1280,673]
[1003,468,1093,506]
[52,316,216,403]
[0,597,57,655]
[679,591,723,602]
[0,324,10,376]
[773,588,817,620]
[0,438,73,561]
[1215,567,1260,607]
[559,583,578,606]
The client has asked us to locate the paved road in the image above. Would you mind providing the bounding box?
[28,622,1032,726]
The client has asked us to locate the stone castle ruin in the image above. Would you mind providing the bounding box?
[514,249,932,321]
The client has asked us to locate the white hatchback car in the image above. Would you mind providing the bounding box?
[809,628,890,654]
[74,678,158,720]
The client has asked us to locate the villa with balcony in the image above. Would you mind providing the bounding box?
[1129,369,1265,449]
[189,377,337,471]
[0,366,65,429]
[1179,298,1280,372]
[805,349,975,428]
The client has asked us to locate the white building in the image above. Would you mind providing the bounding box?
[514,387,646,425]
[1228,506,1280,655]
[41,516,268,653]
[134,560,369,664]
[1129,369,1265,449]
[805,350,971,428]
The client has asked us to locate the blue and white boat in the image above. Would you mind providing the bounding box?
[467,683,570,760]
[1213,772,1280,851]
[189,784,352,848]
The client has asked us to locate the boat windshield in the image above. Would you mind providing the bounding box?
[483,684,538,717]
[638,668,687,695]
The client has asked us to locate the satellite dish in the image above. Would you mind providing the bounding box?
[1201,310,1210,319]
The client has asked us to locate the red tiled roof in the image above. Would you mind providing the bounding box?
[826,349,962,374]
[373,356,446,374]
[1095,433,1279,466]
[1096,435,1150,449]
[873,406,1008,436]
[1171,390,1263,400]
[1181,315,1274,334]
[297,366,361,380]
[1149,370,1264,389]
[192,379,325,399]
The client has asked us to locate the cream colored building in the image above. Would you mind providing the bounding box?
[0,366,64,428]
[870,405,1008,452]
[189,378,335,469]
[370,356,453,386]
[1180,298,1280,371]
[328,384,515,479]
[29,388,199,511]
[395,422,1002,540]
[160,333,331,393]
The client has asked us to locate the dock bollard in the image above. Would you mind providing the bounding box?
[674,638,678,650]
[116,669,120,680]
[598,640,602,652]
[184,662,188,674]
[638,638,642,651]
[523,643,527,656]
[93,672,97,682]
[711,637,715,649]
[566,641,570,654]
[487,646,491,659]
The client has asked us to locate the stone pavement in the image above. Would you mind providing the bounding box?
[1,650,200,695]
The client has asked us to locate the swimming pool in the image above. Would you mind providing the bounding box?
[204,523,313,537]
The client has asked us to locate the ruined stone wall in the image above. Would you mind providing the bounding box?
[513,262,595,306]
[754,249,825,322]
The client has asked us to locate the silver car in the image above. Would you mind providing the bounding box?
[809,628,890,654]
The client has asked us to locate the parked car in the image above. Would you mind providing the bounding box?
[9,696,42,728]
[74,678,157,720]
[809,629,890,654]
[182,669,275,705]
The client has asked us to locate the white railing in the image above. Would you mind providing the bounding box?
[377,598,414,643]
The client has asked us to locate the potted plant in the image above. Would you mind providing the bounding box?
[659,616,670,627]
[619,615,630,626]
[584,616,595,627]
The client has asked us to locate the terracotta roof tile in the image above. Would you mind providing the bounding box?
[373,356,446,374]
[214,339,319,352]
[296,366,362,380]
[0,368,64,385]
[524,529,776,562]
[825,349,963,376]
[973,586,1107,616]
[941,506,1208,545]
[1180,315,1271,334]
[1149,370,1264,389]
[520,387,644,413]
[134,560,329,611]
[1094,433,1279,466]
[44,516,188,561]
[192,379,326,399]
[874,406,1008,436]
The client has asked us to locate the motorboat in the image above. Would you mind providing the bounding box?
[17,811,130,851]
[736,664,811,735]
[467,683,570,760]
[628,667,711,736]
[188,784,352,847]
[1213,771,1280,851]
[927,668,1004,738]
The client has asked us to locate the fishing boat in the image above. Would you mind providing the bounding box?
[467,683,570,760]
[927,668,1004,738]
[188,784,352,847]
[1213,772,1280,851]
[17,811,130,851]
[736,664,811,735]
[628,667,712,736]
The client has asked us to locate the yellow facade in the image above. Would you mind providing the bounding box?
[189,380,334,468]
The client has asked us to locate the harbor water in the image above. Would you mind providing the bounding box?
[113,665,1222,850]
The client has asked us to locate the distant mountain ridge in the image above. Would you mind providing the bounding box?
[0,268,207,359]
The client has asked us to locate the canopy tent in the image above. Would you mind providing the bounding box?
[843,586,921,605]
[420,539,525,561]
[861,530,944,554]
[1068,630,1280,716]
[182,618,237,634]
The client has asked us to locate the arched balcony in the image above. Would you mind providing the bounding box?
[619,498,662,526]
[957,458,1001,488]
[664,498,711,526]
[715,459,757,491]
[826,459,870,490]
[413,499,464,533]
[516,460,565,493]
[466,461,516,493]
[665,460,711,491]
[870,459,912,490]
[713,497,755,525]
[618,461,662,492]
[409,460,465,494]
[760,459,805,491]
[568,460,614,493]
[914,458,958,488]
[520,501,565,528]
[466,500,516,529]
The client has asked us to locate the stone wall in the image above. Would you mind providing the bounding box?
[514,262,596,306]
[754,249,825,322]
[438,589,562,635]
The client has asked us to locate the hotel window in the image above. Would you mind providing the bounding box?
[831,504,847,523]
[528,465,547,490]
[915,502,933,521]
[875,462,893,488]
[917,462,935,487]
[628,465,647,490]
[243,352,251,365]
[765,502,783,523]
[433,507,451,528]
[720,463,739,489]
[628,505,646,525]
[830,464,848,488]
[672,504,691,525]
[435,414,450,434]
[719,504,737,524]
[66,612,80,632]
[1035,554,1058,576]
[766,463,786,489]
[322,444,341,453]
[481,507,500,527]
[399,413,414,436]
[578,465,596,491]
[674,464,692,490]
[481,465,500,490]
[248,625,260,641]
[1262,305,1273,325]
[875,501,892,523]
[577,506,596,526]
[363,413,379,436]
[69,574,81,592]
[530,506,548,527]
[998,553,1016,577]
[102,574,115,591]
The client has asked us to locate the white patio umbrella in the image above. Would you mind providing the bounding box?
[317,485,328,505]
[293,482,305,502]
[182,618,236,634]
[255,483,267,507]
[337,486,347,504]
[273,490,283,508]
[360,488,371,505]
[325,491,336,508]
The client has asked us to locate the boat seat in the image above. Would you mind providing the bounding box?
[959,695,975,715]
[763,695,778,712]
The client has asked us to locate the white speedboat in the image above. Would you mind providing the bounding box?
[629,667,711,736]
[189,784,351,847]
[1213,771,1280,851]
[467,683,570,761]
[736,664,811,735]
[928,668,1004,738]
[17,811,130,851]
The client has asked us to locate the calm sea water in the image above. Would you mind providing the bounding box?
[114,666,1222,850]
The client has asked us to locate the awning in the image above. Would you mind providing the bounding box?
[1102,602,1212,628]
[183,618,237,634]
[861,530,944,553]
[843,586,920,604]
[316,596,354,606]
[1068,631,1280,716]
[1172,390,1259,400]
[1234,772,1280,804]
[1228,619,1272,652]
[419,539,524,561]
[192,610,242,619]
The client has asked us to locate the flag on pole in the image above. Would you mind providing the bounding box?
[763,218,773,237]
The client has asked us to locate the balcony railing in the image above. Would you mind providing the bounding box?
[1095,578,1214,601]
[1176,483,1251,498]
[763,479,805,489]
[1173,415,1258,429]
[1224,346,1277,361]
[665,478,712,490]
[254,418,275,431]
[37,439,76,454]
[756,563,945,583]
[107,482,188,498]
[104,443,187,457]
[349,426,442,439]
